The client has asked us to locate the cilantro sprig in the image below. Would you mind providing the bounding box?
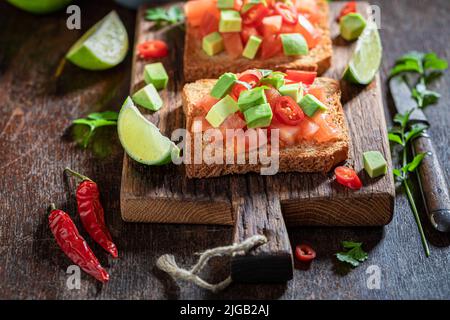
[390,51,448,108]
[336,241,368,268]
[72,111,119,148]
[145,5,184,28]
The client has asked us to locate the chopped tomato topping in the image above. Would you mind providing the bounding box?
[222,32,244,59]
[264,87,282,106]
[238,69,263,86]
[307,86,326,103]
[294,0,322,24]
[297,117,319,139]
[273,96,305,126]
[137,40,169,59]
[240,26,260,45]
[337,1,357,21]
[197,95,219,113]
[261,15,283,37]
[234,0,243,11]
[311,112,340,142]
[191,116,212,132]
[260,34,282,59]
[274,2,298,25]
[295,244,316,262]
[269,119,301,146]
[185,0,217,26]
[334,166,363,190]
[220,112,247,130]
[297,15,320,48]
[242,3,270,27]
[285,70,317,85]
[199,11,220,37]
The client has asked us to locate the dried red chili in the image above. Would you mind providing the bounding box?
[65,168,118,258]
[49,204,109,283]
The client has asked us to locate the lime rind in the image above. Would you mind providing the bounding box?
[7,0,73,14]
[343,22,382,85]
[66,11,128,70]
[118,97,179,166]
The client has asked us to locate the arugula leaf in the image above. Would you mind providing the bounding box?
[336,241,368,268]
[72,111,118,148]
[145,5,184,27]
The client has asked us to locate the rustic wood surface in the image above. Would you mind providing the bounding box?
[121,1,394,227]
[0,0,449,299]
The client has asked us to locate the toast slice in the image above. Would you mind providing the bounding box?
[183,0,332,82]
[182,77,349,178]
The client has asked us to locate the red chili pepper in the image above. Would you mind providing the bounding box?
[334,166,363,190]
[65,168,118,258]
[49,204,109,283]
[337,1,357,21]
[295,244,316,262]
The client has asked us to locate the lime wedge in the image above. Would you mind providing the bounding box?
[7,0,72,14]
[117,97,179,165]
[66,11,128,70]
[343,22,382,85]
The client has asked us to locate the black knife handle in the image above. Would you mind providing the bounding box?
[412,131,450,232]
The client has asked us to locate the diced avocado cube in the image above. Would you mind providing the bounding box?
[217,0,234,9]
[242,35,262,59]
[244,103,273,128]
[219,10,242,32]
[144,62,169,90]
[131,83,163,111]
[279,83,303,102]
[340,13,367,41]
[205,95,239,128]
[260,74,285,89]
[241,0,267,13]
[299,94,327,117]
[202,32,224,56]
[280,33,309,56]
[237,87,267,112]
[210,73,237,99]
[363,151,387,178]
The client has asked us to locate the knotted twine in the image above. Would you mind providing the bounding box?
[156,235,267,293]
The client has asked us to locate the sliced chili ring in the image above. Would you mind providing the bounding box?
[242,3,270,27]
[334,166,363,190]
[137,40,169,59]
[295,244,316,262]
[274,2,298,25]
[273,96,305,126]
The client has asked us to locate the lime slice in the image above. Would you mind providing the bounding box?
[117,97,179,165]
[66,11,128,70]
[343,22,382,85]
[7,0,72,14]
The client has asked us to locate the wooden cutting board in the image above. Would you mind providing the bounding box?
[120,2,394,282]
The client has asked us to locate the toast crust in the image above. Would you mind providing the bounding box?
[182,78,349,178]
[183,0,332,82]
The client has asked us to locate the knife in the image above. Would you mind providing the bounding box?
[389,75,450,232]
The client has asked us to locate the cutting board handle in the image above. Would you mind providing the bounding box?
[230,175,293,283]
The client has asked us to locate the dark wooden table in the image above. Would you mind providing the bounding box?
[0,0,449,299]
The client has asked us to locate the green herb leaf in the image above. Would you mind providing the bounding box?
[393,109,413,129]
[412,82,440,108]
[393,168,403,180]
[336,241,368,268]
[423,52,448,71]
[388,132,404,146]
[406,152,427,172]
[87,111,119,121]
[405,123,428,143]
[145,5,184,26]
[72,112,119,148]
[390,59,423,77]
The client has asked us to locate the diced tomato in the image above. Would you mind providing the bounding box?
[196,95,219,113]
[199,11,220,37]
[240,26,260,45]
[239,69,263,85]
[261,15,282,37]
[337,1,357,21]
[294,0,322,24]
[307,86,325,102]
[334,166,363,190]
[311,112,340,142]
[274,2,298,25]
[242,3,270,27]
[285,70,317,85]
[297,117,319,139]
[185,0,218,27]
[269,119,301,146]
[264,87,282,106]
[137,40,169,59]
[260,34,282,59]
[220,112,247,130]
[231,82,249,98]
[222,32,244,59]
[295,244,316,262]
[191,116,212,132]
[273,96,305,126]
[234,0,243,11]
[297,15,320,48]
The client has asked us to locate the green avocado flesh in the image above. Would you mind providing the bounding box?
[144,62,169,90]
[205,95,239,128]
[299,94,327,117]
[340,13,367,41]
[132,84,163,111]
[363,151,387,178]
[210,73,237,99]
[280,33,309,56]
[202,32,224,56]
[244,103,273,128]
[238,87,267,112]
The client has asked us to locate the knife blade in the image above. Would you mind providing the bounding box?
[389,75,450,232]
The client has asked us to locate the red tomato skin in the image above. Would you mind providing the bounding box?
[197,95,219,113]
[295,244,316,262]
[222,32,244,58]
[297,15,320,48]
[260,34,282,59]
[185,0,217,27]
[242,3,270,27]
[285,70,317,85]
[137,40,169,59]
[199,11,220,37]
[241,26,260,45]
[261,15,283,37]
[307,86,326,102]
[334,166,363,190]
[273,96,305,126]
[264,87,282,106]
